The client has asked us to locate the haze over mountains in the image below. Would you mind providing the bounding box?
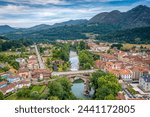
[0,5,150,43]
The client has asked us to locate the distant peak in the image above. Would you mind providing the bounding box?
[134,5,150,10]
[110,10,121,13]
[0,25,10,27]
[110,10,121,14]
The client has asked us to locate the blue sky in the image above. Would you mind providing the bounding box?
[0,0,149,27]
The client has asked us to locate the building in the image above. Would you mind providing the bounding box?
[107,68,132,80]
[130,67,149,81]
[16,58,26,64]
[17,80,31,89]
[18,68,30,79]
[116,91,126,100]
[100,54,117,62]
[27,55,39,70]
[119,69,132,80]
[7,75,21,83]
[139,74,150,92]
[0,81,7,88]
[31,69,51,81]
[0,83,17,95]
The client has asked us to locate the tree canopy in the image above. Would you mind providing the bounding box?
[91,71,122,100]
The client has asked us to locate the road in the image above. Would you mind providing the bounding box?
[52,69,96,76]
[34,44,45,69]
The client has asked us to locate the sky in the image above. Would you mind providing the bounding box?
[0,0,149,28]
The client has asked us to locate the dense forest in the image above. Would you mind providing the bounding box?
[0,38,33,51]
[96,26,150,44]
[3,24,120,41]
[1,24,150,44]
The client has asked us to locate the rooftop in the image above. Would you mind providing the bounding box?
[0,81,7,86]
[142,74,150,82]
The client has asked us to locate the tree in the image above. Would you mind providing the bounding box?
[48,96,59,100]
[0,92,4,100]
[91,71,122,100]
[48,77,76,100]
[2,66,10,72]
[17,88,30,98]
[83,63,91,70]
[90,70,106,90]
[111,44,123,50]
[95,74,121,100]
[10,61,19,70]
[78,50,94,70]
[30,91,40,100]
[104,94,115,100]
[78,41,86,50]
[0,76,3,82]
[48,81,63,98]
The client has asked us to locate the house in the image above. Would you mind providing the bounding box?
[119,69,132,80]
[16,58,26,64]
[0,81,7,88]
[130,67,149,81]
[17,80,31,89]
[31,69,51,81]
[116,51,127,61]
[7,75,21,83]
[108,68,132,80]
[88,42,110,52]
[95,60,106,70]
[139,74,150,92]
[0,83,17,95]
[107,69,120,77]
[27,60,39,70]
[100,54,117,62]
[20,80,31,87]
[105,61,123,70]
[28,55,38,69]
[116,91,126,100]
[18,68,30,78]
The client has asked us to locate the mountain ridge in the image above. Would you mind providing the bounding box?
[89,5,150,29]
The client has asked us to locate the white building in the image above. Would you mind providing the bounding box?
[139,74,150,92]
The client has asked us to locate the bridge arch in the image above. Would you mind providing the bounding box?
[66,74,90,84]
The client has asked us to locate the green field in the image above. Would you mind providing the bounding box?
[31,85,46,94]
[5,94,32,100]
[5,85,47,100]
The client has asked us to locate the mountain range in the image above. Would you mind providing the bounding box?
[0,5,150,43]
[0,19,88,34]
[89,5,150,29]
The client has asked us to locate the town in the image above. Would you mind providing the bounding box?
[0,39,150,100]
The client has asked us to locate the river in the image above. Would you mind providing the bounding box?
[69,51,79,71]
[69,51,94,99]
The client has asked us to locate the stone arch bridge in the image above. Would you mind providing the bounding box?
[51,70,96,95]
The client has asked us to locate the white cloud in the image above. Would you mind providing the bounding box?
[0,0,69,5]
[0,0,147,27]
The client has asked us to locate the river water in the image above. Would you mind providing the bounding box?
[69,51,79,71]
[69,51,94,99]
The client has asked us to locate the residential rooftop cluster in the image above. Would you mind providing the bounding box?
[88,42,150,99]
[0,46,51,95]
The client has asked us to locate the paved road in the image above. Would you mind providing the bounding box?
[123,88,134,99]
[52,69,96,76]
[34,44,45,69]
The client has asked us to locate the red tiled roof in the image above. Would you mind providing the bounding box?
[18,68,29,73]
[0,81,7,86]
[116,92,125,100]
[0,83,16,94]
[101,54,116,59]
[119,69,132,75]
[20,80,30,85]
